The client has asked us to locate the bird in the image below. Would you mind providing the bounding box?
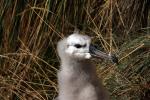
[56,29,118,100]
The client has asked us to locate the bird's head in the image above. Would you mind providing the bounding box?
[57,30,118,64]
[65,31,92,59]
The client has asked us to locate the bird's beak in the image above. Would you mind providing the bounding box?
[89,45,119,64]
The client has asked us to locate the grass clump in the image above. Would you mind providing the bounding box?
[0,0,150,100]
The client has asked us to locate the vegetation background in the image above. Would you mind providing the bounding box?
[0,0,150,100]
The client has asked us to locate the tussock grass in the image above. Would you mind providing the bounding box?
[0,0,150,100]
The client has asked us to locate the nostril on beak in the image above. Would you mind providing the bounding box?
[89,45,119,64]
[89,45,109,59]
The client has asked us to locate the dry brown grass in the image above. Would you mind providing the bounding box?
[0,0,150,100]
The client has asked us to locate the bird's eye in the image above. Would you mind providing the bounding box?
[74,44,82,48]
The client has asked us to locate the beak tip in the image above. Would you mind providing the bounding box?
[110,54,119,65]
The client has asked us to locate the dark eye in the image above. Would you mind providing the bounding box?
[74,44,82,48]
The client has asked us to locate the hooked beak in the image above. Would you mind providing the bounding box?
[89,45,119,64]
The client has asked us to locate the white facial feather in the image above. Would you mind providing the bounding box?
[65,32,91,59]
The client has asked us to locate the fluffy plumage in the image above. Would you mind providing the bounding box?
[56,30,110,100]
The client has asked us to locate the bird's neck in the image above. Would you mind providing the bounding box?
[61,58,94,72]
